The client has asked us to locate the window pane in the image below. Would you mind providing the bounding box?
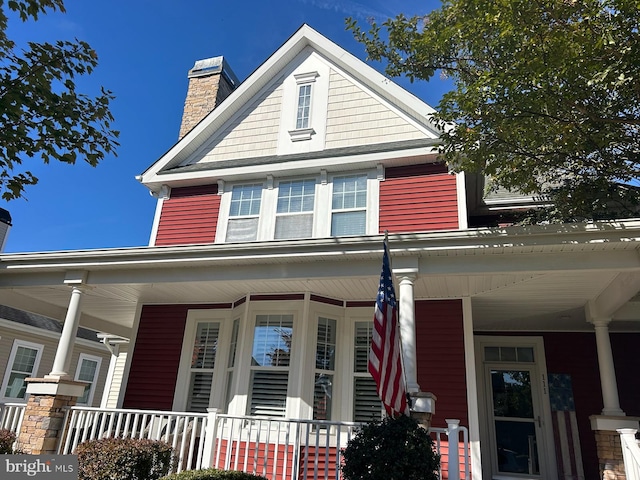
[332,175,367,209]
[226,217,259,242]
[277,180,315,214]
[13,346,38,373]
[249,370,288,417]
[314,373,333,421]
[192,322,220,369]
[252,315,294,367]
[77,359,98,382]
[187,372,214,412]
[275,214,313,239]
[354,377,382,422]
[316,318,336,370]
[332,211,366,236]
[230,184,262,216]
[4,345,39,399]
[296,84,312,129]
[354,322,372,373]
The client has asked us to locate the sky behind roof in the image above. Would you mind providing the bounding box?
[4,0,446,253]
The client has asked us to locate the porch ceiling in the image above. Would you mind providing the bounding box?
[1,221,639,337]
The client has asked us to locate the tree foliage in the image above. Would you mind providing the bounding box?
[0,0,118,200]
[348,0,640,221]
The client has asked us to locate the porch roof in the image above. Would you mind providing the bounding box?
[0,219,639,338]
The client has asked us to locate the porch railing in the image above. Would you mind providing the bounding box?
[52,406,469,479]
[0,402,26,434]
[619,429,640,480]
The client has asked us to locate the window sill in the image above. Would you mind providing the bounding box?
[288,128,315,142]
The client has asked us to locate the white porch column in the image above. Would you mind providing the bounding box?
[592,319,625,416]
[48,285,85,378]
[395,269,419,393]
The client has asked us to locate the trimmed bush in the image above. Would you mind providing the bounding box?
[77,437,175,480]
[160,468,268,480]
[341,415,440,480]
[0,429,16,454]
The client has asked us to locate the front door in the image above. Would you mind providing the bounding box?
[476,337,557,480]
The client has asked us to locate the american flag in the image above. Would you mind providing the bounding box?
[368,239,410,417]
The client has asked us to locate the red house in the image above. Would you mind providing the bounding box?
[1,25,639,480]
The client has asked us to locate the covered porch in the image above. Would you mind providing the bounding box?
[0,220,639,479]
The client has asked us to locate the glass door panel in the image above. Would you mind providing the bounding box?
[491,369,540,476]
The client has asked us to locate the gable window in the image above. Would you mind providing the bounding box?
[296,84,312,129]
[1,340,43,401]
[187,321,221,412]
[353,321,382,422]
[248,314,293,417]
[314,317,336,421]
[275,179,316,239]
[74,354,102,405]
[226,184,262,242]
[331,174,368,236]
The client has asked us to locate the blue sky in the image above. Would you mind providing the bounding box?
[4,0,447,253]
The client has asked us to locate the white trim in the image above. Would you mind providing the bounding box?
[117,301,143,408]
[456,172,468,230]
[148,196,166,246]
[74,353,103,406]
[462,297,482,480]
[0,339,44,403]
[173,309,233,411]
[100,348,119,408]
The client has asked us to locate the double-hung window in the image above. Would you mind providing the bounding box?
[275,179,316,239]
[2,340,43,401]
[226,184,262,242]
[248,314,294,417]
[313,317,336,421]
[353,321,382,422]
[331,174,368,236]
[186,321,221,412]
[74,354,102,405]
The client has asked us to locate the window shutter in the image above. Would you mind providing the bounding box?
[249,371,288,417]
[187,372,214,412]
[353,377,382,422]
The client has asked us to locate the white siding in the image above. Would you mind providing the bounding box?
[200,84,283,162]
[105,347,128,408]
[325,70,424,149]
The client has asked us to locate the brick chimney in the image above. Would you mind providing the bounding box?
[178,56,239,139]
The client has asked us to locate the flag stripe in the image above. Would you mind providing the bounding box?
[368,239,409,417]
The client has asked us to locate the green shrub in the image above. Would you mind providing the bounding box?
[0,429,16,454]
[77,437,175,480]
[160,468,268,480]
[341,415,440,480]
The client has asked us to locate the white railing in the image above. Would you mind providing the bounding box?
[619,429,640,480]
[0,402,26,434]
[59,407,209,473]
[59,406,469,479]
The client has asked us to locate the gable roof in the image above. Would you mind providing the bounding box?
[139,24,442,194]
[0,304,101,343]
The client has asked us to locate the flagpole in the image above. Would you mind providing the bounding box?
[383,230,412,410]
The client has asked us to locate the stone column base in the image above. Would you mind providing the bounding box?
[16,377,86,454]
[590,415,640,480]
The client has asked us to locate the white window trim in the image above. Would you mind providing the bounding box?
[288,72,319,141]
[173,309,233,412]
[215,182,266,243]
[74,353,103,406]
[1,339,44,403]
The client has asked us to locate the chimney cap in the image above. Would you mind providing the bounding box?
[0,208,11,226]
[188,56,239,86]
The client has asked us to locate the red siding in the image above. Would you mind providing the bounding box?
[380,164,459,233]
[123,303,231,410]
[415,299,468,428]
[154,185,220,246]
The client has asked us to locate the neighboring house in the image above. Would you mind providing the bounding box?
[0,25,638,480]
[0,305,120,407]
